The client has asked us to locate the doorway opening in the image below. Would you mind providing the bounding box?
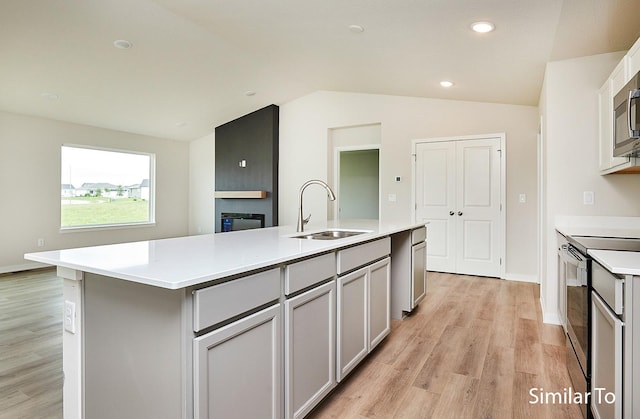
[335,147,380,220]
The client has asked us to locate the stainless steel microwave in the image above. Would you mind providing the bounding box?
[613,71,640,157]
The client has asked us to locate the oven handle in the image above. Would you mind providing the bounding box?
[629,89,640,137]
[629,90,634,137]
[560,244,587,269]
[560,244,588,286]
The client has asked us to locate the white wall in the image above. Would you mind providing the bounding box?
[0,111,190,272]
[188,132,215,234]
[539,51,640,323]
[278,91,539,280]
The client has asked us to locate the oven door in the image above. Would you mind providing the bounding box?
[561,244,589,375]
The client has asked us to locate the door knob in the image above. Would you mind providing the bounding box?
[449,211,455,216]
[458,211,463,216]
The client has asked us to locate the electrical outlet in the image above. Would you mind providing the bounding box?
[519,194,526,203]
[64,300,76,334]
[388,193,397,202]
[37,238,45,247]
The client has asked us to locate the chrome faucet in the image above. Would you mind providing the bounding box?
[297,179,336,232]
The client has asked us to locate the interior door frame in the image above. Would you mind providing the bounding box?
[333,145,381,220]
[411,133,506,279]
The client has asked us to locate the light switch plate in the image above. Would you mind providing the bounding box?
[583,191,594,205]
[519,194,526,203]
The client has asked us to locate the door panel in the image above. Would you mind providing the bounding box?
[461,220,492,260]
[415,137,501,277]
[461,146,492,207]
[456,139,501,277]
[415,142,456,273]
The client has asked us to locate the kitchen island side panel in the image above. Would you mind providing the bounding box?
[83,273,188,419]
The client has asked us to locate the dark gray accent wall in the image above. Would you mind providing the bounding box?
[214,105,278,232]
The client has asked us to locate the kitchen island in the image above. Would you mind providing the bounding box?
[25,219,427,419]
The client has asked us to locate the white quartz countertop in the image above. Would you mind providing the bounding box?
[556,226,640,239]
[588,249,640,276]
[25,219,426,289]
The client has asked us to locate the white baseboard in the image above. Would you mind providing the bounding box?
[0,261,50,274]
[502,273,539,284]
[539,294,562,325]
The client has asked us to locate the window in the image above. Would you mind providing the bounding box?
[61,145,155,229]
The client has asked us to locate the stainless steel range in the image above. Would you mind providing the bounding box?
[559,235,640,419]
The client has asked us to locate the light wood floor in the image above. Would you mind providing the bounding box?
[0,268,62,419]
[310,272,583,419]
[0,269,582,419]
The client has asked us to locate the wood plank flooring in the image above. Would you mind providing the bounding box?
[0,268,62,419]
[0,269,582,419]
[310,272,584,419]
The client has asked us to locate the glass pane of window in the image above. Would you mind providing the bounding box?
[61,145,154,228]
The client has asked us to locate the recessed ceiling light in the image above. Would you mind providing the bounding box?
[245,91,256,97]
[348,25,365,33]
[471,21,495,33]
[440,81,454,88]
[175,122,187,128]
[41,92,59,100]
[113,39,133,49]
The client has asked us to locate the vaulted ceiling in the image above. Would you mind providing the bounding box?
[1,0,639,141]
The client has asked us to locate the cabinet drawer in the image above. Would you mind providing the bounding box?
[592,261,624,315]
[193,268,280,332]
[337,237,390,275]
[285,253,336,295]
[411,226,426,245]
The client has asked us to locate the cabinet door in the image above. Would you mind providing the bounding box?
[411,242,427,309]
[193,304,282,419]
[628,37,640,80]
[284,281,336,419]
[368,258,391,350]
[337,267,368,382]
[591,292,622,419]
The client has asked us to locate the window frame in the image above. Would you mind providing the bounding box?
[60,144,156,231]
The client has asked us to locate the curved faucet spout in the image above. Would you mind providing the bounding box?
[297,179,336,232]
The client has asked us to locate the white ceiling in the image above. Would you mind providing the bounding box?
[1,0,639,141]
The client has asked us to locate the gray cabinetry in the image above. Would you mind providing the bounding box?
[412,241,427,307]
[368,257,392,349]
[591,261,624,419]
[591,292,622,419]
[283,253,337,419]
[391,226,427,319]
[284,281,336,419]
[192,267,282,419]
[337,266,368,381]
[193,304,282,419]
[336,237,391,382]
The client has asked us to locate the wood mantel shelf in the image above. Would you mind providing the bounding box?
[214,190,267,199]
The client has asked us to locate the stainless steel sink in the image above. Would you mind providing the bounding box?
[292,229,369,240]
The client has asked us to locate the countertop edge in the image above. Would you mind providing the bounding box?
[588,249,640,276]
[25,221,428,289]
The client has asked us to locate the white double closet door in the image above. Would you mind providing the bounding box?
[415,137,502,278]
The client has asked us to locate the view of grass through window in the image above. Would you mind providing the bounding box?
[61,145,154,228]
